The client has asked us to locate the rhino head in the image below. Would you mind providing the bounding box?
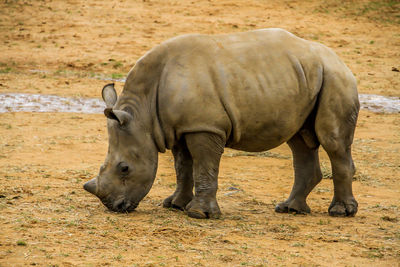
[83,83,159,212]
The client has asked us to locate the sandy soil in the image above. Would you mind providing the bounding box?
[0,0,399,266]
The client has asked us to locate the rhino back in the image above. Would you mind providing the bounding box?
[153,29,342,151]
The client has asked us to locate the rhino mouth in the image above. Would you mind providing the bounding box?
[101,198,138,213]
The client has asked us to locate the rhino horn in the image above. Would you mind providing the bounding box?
[83,178,97,195]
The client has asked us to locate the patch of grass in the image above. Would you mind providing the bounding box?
[353,171,371,182]
[82,136,98,143]
[0,67,12,73]
[364,247,385,259]
[318,219,331,225]
[113,254,123,261]
[268,223,299,233]
[113,61,123,69]
[70,116,82,120]
[16,240,27,246]
[0,123,12,129]
[106,216,118,225]
[111,73,125,79]
[314,0,400,24]
[65,205,75,212]
[291,242,305,247]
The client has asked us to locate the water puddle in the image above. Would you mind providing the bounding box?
[0,93,399,114]
[0,93,105,114]
[358,94,400,114]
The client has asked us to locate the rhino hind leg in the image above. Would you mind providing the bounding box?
[163,138,194,210]
[319,135,358,217]
[184,132,225,219]
[315,74,359,217]
[316,121,358,217]
[275,132,322,214]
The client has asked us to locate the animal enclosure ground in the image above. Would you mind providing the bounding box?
[0,0,399,266]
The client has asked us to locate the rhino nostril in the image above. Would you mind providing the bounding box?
[116,200,125,211]
[124,202,131,210]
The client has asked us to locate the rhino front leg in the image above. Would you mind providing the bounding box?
[275,132,322,214]
[184,132,225,219]
[163,139,194,210]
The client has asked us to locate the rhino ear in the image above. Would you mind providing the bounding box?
[104,108,132,125]
[102,83,117,108]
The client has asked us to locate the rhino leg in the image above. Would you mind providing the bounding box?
[321,139,357,217]
[184,133,225,219]
[315,74,359,217]
[321,141,357,217]
[275,132,322,214]
[163,139,194,210]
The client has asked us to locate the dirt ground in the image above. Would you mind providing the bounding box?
[0,0,399,266]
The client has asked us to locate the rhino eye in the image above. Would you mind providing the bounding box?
[118,162,129,175]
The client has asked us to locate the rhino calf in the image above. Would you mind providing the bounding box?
[84,28,359,219]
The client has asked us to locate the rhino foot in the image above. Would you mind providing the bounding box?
[275,199,311,214]
[185,197,221,219]
[163,192,193,211]
[328,199,358,217]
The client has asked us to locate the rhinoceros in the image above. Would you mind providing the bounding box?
[84,28,359,219]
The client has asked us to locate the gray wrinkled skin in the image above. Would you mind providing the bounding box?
[84,28,360,218]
